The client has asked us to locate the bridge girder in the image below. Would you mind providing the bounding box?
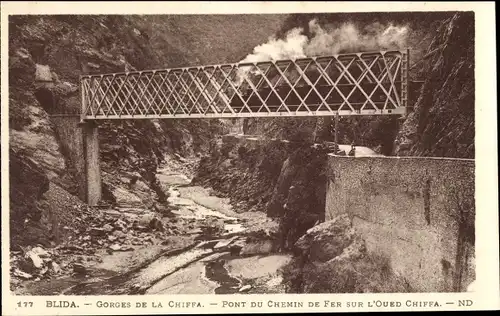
[81,49,410,120]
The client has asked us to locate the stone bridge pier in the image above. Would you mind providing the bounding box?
[49,115,102,206]
[79,120,102,206]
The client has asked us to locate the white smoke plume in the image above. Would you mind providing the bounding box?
[235,19,409,85]
[305,19,409,56]
[236,27,308,86]
[241,27,309,63]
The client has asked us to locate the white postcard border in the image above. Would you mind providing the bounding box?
[1,1,498,314]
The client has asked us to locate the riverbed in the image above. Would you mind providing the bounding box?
[18,163,290,295]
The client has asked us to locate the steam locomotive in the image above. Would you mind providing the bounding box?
[228,82,400,113]
[227,60,403,113]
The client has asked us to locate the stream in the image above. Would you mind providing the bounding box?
[26,166,291,295]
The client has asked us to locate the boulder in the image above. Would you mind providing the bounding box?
[113,219,127,231]
[31,246,50,258]
[89,228,107,237]
[294,214,364,262]
[35,64,53,82]
[327,234,367,263]
[25,250,44,270]
[72,263,88,275]
[50,261,61,274]
[13,269,33,280]
[112,230,127,239]
[137,214,155,226]
[149,218,164,232]
[103,223,114,232]
[109,244,122,251]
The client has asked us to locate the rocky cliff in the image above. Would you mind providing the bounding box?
[9,148,50,247]
[8,15,286,247]
[395,12,474,158]
[244,12,474,159]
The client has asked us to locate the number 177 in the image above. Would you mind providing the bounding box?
[17,301,34,308]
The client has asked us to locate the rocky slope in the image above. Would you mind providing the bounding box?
[9,148,50,247]
[8,14,287,248]
[8,12,475,294]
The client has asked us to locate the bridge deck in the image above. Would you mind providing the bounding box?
[81,50,409,120]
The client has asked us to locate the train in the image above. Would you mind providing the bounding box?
[228,82,401,113]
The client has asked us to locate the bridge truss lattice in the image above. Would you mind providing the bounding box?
[80,49,409,120]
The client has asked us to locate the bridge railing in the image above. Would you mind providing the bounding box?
[80,49,409,120]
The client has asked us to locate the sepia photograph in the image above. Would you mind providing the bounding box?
[1,2,496,312]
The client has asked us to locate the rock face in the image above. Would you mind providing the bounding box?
[9,48,70,190]
[271,145,328,250]
[7,15,230,245]
[394,12,474,158]
[9,148,50,246]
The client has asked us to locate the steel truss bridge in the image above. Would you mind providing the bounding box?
[80,49,410,121]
